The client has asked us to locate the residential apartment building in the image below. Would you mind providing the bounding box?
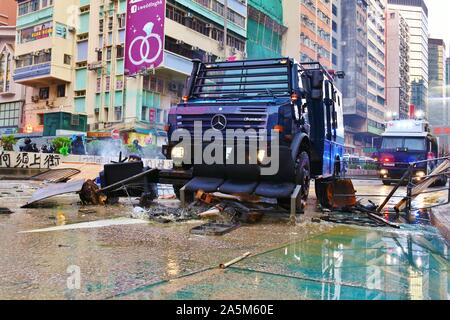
[0,0,17,26]
[366,0,386,137]
[299,0,332,69]
[340,0,368,154]
[386,9,410,119]
[337,0,387,155]
[13,0,247,145]
[0,26,25,135]
[428,38,448,151]
[446,57,450,90]
[246,0,286,59]
[331,0,341,73]
[387,0,429,116]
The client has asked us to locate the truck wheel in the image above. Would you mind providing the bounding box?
[277,151,310,213]
[295,151,311,203]
[382,180,391,186]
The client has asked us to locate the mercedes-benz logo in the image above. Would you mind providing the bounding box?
[211,114,227,131]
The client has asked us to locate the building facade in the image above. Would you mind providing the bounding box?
[386,9,410,119]
[331,0,341,73]
[13,0,247,144]
[246,0,285,59]
[0,0,17,26]
[340,0,368,154]
[0,26,26,135]
[428,38,448,151]
[387,0,429,116]
[299,0,332,69]
[366,0,386,138]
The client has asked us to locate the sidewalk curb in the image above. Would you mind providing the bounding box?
[430,204,450,243]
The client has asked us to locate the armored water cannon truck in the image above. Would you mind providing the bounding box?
[378,119,447,186]
[163,58,344,209]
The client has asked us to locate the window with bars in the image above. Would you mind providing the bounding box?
[0,102,21,128]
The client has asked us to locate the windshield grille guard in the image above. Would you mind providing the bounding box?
[191,58,293,99]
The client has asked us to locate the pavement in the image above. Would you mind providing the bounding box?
[431,205,450,242]
[0,178,448,300]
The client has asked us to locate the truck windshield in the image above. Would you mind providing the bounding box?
[381,137,426,151]
[192,59,291,99]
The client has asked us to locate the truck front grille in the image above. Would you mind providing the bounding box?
[176,113,268,132]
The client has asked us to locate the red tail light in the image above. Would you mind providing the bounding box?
[381,155,395,165]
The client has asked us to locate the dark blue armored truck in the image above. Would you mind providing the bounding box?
[163,58,344,209]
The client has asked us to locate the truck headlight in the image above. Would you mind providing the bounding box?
[257,150,266,163]
[380,169,388,175]
[416,171,425,178]
[171,146,185,159]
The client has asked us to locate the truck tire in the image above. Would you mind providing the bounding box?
[382,180,391,186]
[295,151,311,203]
[278,151,310,213]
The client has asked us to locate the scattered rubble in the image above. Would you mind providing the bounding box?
[0,207,13,215]
[78,208,97,214]
[191,222,241,236]
[130,202,209,222]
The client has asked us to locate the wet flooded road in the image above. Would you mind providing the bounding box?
[0,180,448,300]
[122,227,449,300]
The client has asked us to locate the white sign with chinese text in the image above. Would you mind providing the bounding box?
[0,152,61,169]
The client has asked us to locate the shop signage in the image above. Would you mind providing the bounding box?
[125,0,166,75]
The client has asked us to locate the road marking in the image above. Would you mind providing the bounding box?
[19,218,148,234]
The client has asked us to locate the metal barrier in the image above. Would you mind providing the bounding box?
[335,157,450,215]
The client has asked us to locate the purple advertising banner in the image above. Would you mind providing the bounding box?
[125,0,166,76]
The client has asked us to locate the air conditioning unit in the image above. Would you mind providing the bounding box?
[31,95,40,102]
[176,40,185,45]
[186,12,194,19]
[95,47,102,52]
[46,101,54,107]
[88,62,103,70]
[205,23,213,28]
[191,46,199,51]
[68,26,76,32]
[218,41,224,49]
[43,49,51,54]
[168,82,178,92]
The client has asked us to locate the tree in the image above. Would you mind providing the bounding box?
[51,137,71,155]
[0,135,16,151]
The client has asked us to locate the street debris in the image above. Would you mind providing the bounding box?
[79,179,107,205]
[78,208,97,214]
[21,179,86,208]
[130,202,207,222]
[219,252,251,269]
[314,175,402,228]
[0,207,13,215]
[31,168,81,183]
[315,177,357,210]
[191,222,241,236]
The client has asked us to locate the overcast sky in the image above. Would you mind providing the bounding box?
[426,0,450,53]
